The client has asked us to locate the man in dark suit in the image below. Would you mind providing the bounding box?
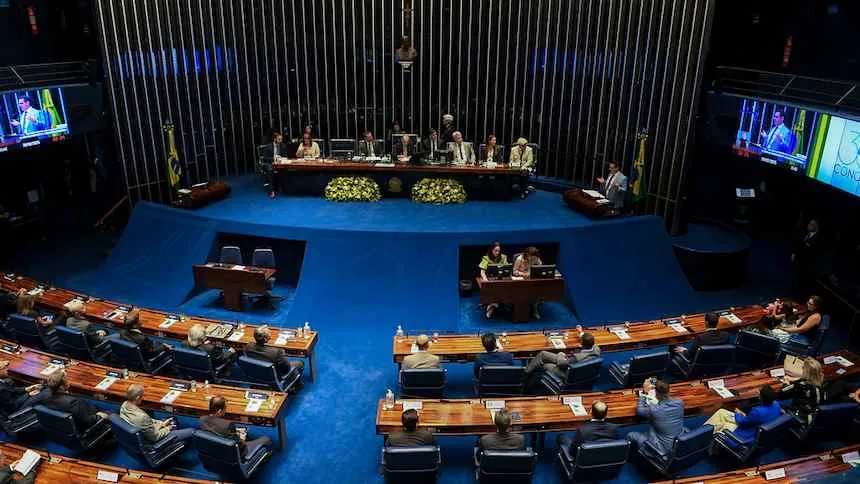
[0,448,37,484]
[260,131,287,198]
[627,379,685,455]
[791,219,820,297]
[474,333,514,378]
[525,332,601,380]
[199,395,272,456]
[440,114,456,142]
[42,370,108,431]
[356,131,383,157]
[478,409,525,452]
[0,361,47,419]
[243,326,304,380]
[386,408,435,447]
[556,401,619,455]
[120,309,171,361]
[420,129,446,160]
[670,311,728,374]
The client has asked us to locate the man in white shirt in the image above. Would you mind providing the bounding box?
[760,110,794,153]
[596,161,628,208]
[12,96,48,135]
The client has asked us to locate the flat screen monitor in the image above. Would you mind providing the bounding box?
[0,87,71,153]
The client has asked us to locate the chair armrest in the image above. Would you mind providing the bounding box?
[7,406,35,420]
[720,430,747,446]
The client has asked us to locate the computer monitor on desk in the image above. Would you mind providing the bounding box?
[529,264,556,279]
[486,264,513,279]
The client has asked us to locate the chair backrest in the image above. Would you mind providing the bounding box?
[193,429,246,478]
[752,413,795,452]
[109,337,148,371]
[571,439,629,482]
[735,330,780,366]
[8,313,43,346]
[238,356,280,388]
[476,366,525,396]
[220,246,243,265]
[665,424,713,474]
[251,248,276,269]
[688,344,735,377]
[809,402,858,432]
[564,357,603,390]
[329,138,356,155]
[173,346,216,381]
[34,404,82,448]
[382,445,440,473]
[108,414,146,457]
[809,315,830,355]
[626,351,670,385]
[478,448,536,479]
[53,325,93,359]
[400,368,447,397]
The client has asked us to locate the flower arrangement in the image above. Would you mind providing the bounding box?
[324,176,382,202]
[411,178,467,204]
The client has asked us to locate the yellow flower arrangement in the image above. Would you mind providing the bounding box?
[411,178,467,204]
[324,176,382,202]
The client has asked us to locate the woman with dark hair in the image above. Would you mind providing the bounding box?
[705,385,781,444]
[754,299,797,335]
[772,295,823,344]
[295,132,321,159]
[483,134,503,163]
[479,242,508,319]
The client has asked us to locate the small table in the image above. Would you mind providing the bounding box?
[173,181,231,209]
[563,188,618,218]
[192,263,276,311]
[476,276,566,322]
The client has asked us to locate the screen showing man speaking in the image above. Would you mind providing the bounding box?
[0,87,71,153]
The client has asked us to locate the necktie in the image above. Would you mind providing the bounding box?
[369,142,374,156]
[606,173,615,192]
[459,144,464,160]
[274,143,278,158]
[22,111,29,133]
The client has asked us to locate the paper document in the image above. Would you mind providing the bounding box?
[582,189,604,198]
[95,376,118,391]
[595,199,612,205]
[228,330,245,342]
[245,399,263,413]
[841,451,860,464]
[40,364,61,376]
[563,397,587,416]
[374,163,395,168]
[562,396,583,406]
[96,470,120,482]
[160,390,182,404]
[402,401,423,412]
[484,400,505,409]
[764,468,786,480]
[610,329,631,340]
[724,313,743,324]
[668,323,688,333]
[13,449,41,475]
[823,356,838,365]
[231,265,246,270]
[707,379,725,389]
[275,333,292,345]
[27,288,44,296]
[769,368,786,378]
[835,356,854,367]
[550,338,566,349]
[410,344,419,353]
[713,386,734,399]
[159,317,179,329]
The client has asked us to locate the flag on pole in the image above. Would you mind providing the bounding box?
[792,109,806,155]
[163,123,182,189]
[631,130,648,202]
[40,89,62,128]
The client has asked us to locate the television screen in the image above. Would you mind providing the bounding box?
[806,115,860,197]
[0,87,70,153]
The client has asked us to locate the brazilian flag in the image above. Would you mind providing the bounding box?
[40,89,63,128]
[163,123,182,189]
[631,130,648,202]
[792,109,806,155]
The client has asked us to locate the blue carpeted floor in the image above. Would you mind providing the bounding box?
[3,175,851,483]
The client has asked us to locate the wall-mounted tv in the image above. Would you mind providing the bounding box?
[0,87,70,153]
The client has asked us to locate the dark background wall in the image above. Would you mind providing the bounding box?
[93,0,715,218]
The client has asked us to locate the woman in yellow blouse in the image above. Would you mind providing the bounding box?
[295,132,321,159]
[479,241,508,319]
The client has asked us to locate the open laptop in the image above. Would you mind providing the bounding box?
[529,264,557,279]
[485,264,513,279]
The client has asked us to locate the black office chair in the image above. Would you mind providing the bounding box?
[539,357,603,394]
[108,337,174,374]
[7,313,58,350]
[109,414,188,468]
[399,368,447,398]
[54,326,111,363]
[381,445,441,484]
[609,350,669,387]
[220,246,243,265]
[780,315,830,358]
[173,346,233,383]
[558,439,629,482]
[639,424,713,477]
[789,402,859,441]
[711,413,795,465]
[734,330,781,368]
[34,404,112,451]
[330,138,357,158]
[475,448,537,483]
[250,248,284,303]
[474,366,526,397]
[0,406,40,437]
[237,355,302,392]
[672,344,735,379]
[194,429,272,480]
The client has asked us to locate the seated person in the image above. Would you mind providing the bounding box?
[780,357,825,424]
[671,311,728,371]
[295,132,321,159]
[0,448,38,484]
[386,408,435,447]
[474,333,514,378]
[243,326,305,378]
[120,309,171,360]
[62,300,107,347]
[479,242,509,319]
[120,384,194,445]
[513,246,544,319]
[825,379,860,404]
[393,134,415,162]
[627,379,684,454]
[524,332,600,380]
[42,370,108,430]
[509,138,534,170]
[401,334,440,369]
[187,324,237,369]
[772,295,823,345]
[704,385,781,446]
[0,360,46,419]
[478,409,525,453]
[199,395,272,456]
[15,292,53,328]
[482,134,503,164]
[448,131,475,165]
[556,401,618,455]
[356,131,382,157]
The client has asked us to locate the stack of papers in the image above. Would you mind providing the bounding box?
[609,327,631,340]
[582,189,604,199]
[94,376,118,391]
[723,313,743,324]
[245,399,264,413]
[549,338,566,349]
[707,379,734,399]
[27,287,44,296]
[159,317,180,329]
[763,468,786,480]
[402,401,423,412]
[12,449,41,475]
[769,368,786,378]
[563,396,588,417]
[274,332,294,345]
[841,450,860,466]
[668,323,688,333]
[159,390,182,404]
[227,330,245,342]
[40,364,62,376]
[230,265,246,270]
[96,470,120,482]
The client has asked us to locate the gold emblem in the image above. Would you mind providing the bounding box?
[388,177,403,193]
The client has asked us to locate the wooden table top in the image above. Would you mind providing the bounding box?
[475,276,565,288]
[1,274,317,358]
[192,263,276,280]
[0,443,222,483]
[393,305,767,362]
[0,338,286,427]
[273,158,523,175]
[376,350,860,435]
[656,443,860,483]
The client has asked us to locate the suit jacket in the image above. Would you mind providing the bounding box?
[120,401,169,443]
[479,431,526,451]
[440,124,455,143]
[794,231,820,268]
[509,146,535,169]
[196,341,234,368]
[260,142,288,163]
[243,341,293,376]
[474,351,515,377]
[732,401,781,443]
[386,429,436,447]
[600,171,628,207]
[43,391,102,430]
[571,344,602,363]
[420,138,445,156]
[65,316,103,347]
[634,396,685,455]
[402,350,441,369]
[120,328,161,360]
[393,141,416,157]
[482,145,505,163]
[448,141,476,165]
[199,414,246,453]
[568,419,620,451]
[356,140,383,157]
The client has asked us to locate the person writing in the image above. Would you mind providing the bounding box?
[479,242,508,319]
[295,132,321,159]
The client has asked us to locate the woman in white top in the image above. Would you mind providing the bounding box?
[295,132,321,159]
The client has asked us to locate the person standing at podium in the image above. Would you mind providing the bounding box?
[295,132,321,159]
[393,134,414,162]
[479,242,508,319]
[596,161,628,208]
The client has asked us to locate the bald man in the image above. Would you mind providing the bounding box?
[556,400,619,455]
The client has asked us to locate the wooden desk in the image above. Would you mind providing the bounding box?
[657,443,860,483]
[393,305,766,363]
[0,443,221,483]
[0,338,289,450]
[0,274,319,381]
[172,181,231,210]
[272,159,526,200]
[376,350,860,436]
[192,263,276,312]
[563,188,618,218]
[475,276,566,322]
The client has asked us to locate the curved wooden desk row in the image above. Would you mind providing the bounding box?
[656,443,860,483]
[393,305,768,363]
[0,443,220,484]
[0,338,288,448]
[0,274,319,381]
[375,350,859,435]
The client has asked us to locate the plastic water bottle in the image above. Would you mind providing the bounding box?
[395,325,404,341]
[384,388,395,410]
[303,321,311,339]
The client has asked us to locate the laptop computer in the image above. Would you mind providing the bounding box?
[485,264,513,279]
[529,264,557,279]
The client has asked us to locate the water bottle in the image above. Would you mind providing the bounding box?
[303,321,311,339]
[395,325,404,341]
[384,388,395,410]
